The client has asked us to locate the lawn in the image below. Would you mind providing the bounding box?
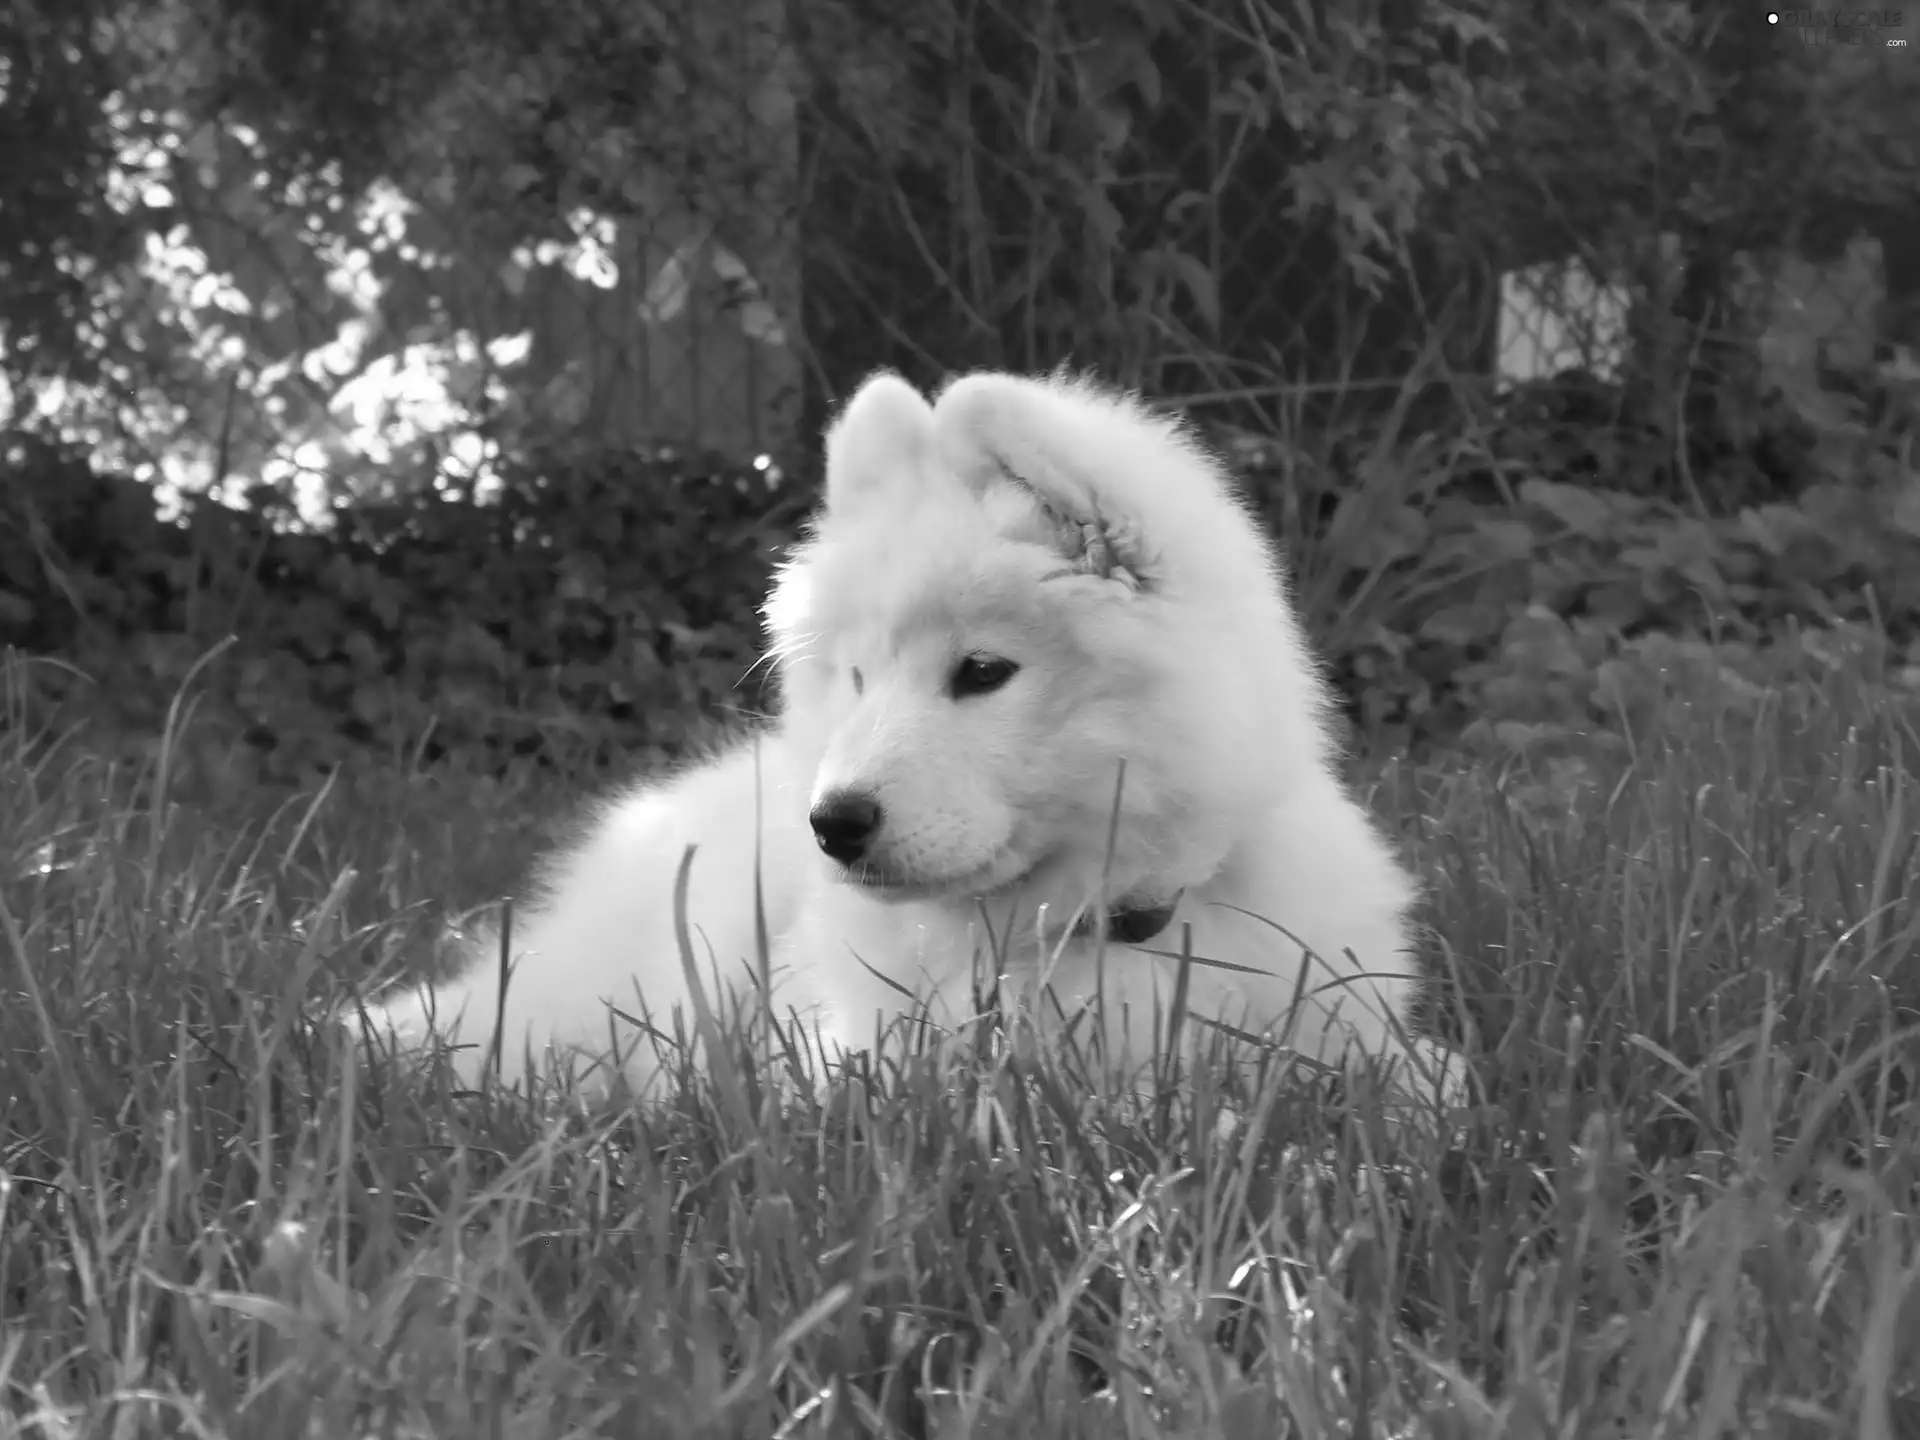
[3,646,1918,1438]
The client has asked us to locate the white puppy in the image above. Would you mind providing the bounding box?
[363,369,1455,1100]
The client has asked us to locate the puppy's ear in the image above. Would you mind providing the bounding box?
[822,371,935,515]
[932,371,1154,590]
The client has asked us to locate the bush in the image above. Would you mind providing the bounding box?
[1,435,801,792]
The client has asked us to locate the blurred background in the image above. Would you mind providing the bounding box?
[4,0,1918,792]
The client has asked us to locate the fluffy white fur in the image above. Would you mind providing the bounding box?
[363,369,1452,1096]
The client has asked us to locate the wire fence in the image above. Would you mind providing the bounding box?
[732,0,1908,445]
[23,0,1920,502]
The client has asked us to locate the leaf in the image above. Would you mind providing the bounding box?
[1081,190,1125,249]
[640,247,694,323]
[1418,601,1504,647]
[500,162,543,197]
[1469,517,1538,561]
[1520,478,1616,538]
[1891,472,1920,539]
[1162,248,1219,332]
[1342,501,1428,571]
[0,592,33,635]
[1501,607,1585,676]
[1585,580,1651,631]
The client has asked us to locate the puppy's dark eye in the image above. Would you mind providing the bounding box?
[949,654,1019,699]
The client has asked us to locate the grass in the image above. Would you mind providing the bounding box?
[3,647,1920,1438]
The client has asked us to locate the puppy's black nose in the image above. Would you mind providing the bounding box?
[810,791,882,864]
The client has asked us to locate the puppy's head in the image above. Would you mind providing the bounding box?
[764,369,1335,921]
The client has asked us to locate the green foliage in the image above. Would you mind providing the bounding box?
[6,3,1920,1427]
[1335,459,1920,748]
[9,360,1920,799]
[0,0,145,391]
[797,0,1514,402]
[1,437,796,791]
[8,0,1916,495]
[1466,3,1920,263]
[1230,369,1920,757]
[3,634,1918,1432]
